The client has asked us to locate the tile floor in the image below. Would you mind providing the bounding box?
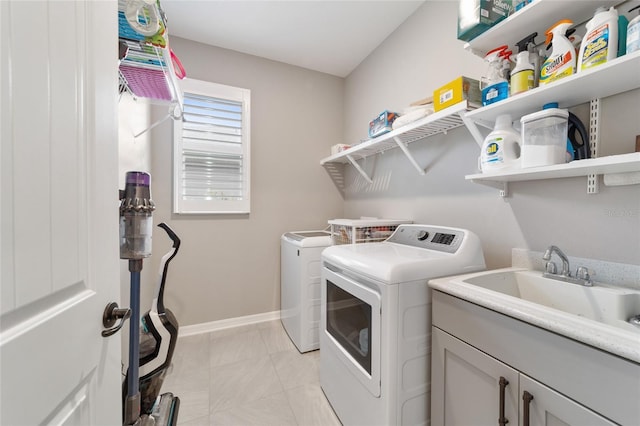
[162,320,342,426]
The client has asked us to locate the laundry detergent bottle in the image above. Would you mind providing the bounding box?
[578,6,619,72]
[540,20,576,85]
[480,114,521,172]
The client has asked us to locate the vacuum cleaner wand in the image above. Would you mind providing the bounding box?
[119,171,155,425]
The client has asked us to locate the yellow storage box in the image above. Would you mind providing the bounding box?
[433,76,481,112]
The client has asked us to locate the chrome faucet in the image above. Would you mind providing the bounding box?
[543,245,570,276]
[542,245,593,286]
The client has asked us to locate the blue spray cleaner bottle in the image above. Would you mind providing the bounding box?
[481,45,509,106]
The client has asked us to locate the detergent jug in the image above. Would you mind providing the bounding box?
[480,114,521,172]
[578,6,619,72]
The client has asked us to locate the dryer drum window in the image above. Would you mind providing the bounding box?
[326,280,372,375]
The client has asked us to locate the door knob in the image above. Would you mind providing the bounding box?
[101,302,131,337]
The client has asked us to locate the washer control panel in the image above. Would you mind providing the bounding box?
[386,224,464,253]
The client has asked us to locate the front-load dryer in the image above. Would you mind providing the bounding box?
[319,224,485,425]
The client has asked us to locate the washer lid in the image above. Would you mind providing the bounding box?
[322,225,485,283]
[282,230,332,248]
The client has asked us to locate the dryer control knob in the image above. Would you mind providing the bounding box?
[417,230,429,241]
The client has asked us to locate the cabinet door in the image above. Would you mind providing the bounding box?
[519,375,617,426]
[431,327,519,426]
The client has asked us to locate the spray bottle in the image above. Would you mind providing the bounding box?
[500,49,513,82]
[540,20,576,85]
[627,5,640,55]
[511,33,538,95]
[481,45,509,106]
[578,6,619,72]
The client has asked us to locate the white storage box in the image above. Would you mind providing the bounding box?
[328,218,412,245]
[520,108,569,168]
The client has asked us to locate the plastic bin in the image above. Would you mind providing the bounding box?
[328,219,412,245]
[520,108,569,168]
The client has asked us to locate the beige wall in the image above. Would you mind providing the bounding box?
[121,2,639,328]
[146,38,344,326]
[342,2,640,269]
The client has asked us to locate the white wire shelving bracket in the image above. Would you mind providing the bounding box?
[320,101,473,184]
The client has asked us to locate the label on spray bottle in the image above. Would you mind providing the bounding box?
[511,69,534,95]
[540,51,574,84]
[581,23,610,70]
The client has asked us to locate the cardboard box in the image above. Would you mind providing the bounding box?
[433,76,481,112]
[369,110,399,138]
[457,0,512,42]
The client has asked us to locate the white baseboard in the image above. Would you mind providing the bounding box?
[178,310,281,337]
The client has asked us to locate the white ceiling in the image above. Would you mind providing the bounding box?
[160,1,425,77]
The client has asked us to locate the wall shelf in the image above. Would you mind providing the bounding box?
[463,0,621,57]
[320,101,472,183]
[461,50,640,197]
[467,152,640,189]
[463,51,640,142]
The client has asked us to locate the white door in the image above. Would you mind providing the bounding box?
[1,1,121,425]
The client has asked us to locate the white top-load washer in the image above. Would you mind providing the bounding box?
[320,224,485,426]
[281,230,332,353]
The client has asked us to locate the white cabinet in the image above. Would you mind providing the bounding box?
[430,290,640,426]
[431,327,616,426]
[431,327,518,426]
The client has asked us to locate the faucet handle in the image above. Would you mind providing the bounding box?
[576,266,590,281]
[545,261,557,274]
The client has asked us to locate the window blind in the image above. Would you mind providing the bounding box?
[174,79,250,214]
[181,94,244,201]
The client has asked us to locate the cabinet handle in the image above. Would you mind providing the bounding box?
[498,376,509,426]
[523,391,534,426]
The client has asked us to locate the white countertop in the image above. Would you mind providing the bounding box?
[429,267,640,364]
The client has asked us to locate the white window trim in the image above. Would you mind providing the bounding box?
[173,78,251,214]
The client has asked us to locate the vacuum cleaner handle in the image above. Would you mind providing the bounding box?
[158,222,181,250]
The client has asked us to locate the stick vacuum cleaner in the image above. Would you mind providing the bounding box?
[118,171,180,426]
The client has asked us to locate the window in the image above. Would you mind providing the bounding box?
[173,78,250,214]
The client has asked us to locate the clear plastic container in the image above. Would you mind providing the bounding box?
[520,108,569,168]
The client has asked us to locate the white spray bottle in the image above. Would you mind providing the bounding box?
[481,46,509,106]
[540,20,576,85]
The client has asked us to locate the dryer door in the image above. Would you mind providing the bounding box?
[322,266,381,397]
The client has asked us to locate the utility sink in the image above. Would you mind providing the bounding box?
[460,269,640,332]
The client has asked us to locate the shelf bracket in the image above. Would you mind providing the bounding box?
[346,155,373,184]
[459,110,486,147]
[393,136,425,175]
[587,98,601,194]
[472,179,510,198]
